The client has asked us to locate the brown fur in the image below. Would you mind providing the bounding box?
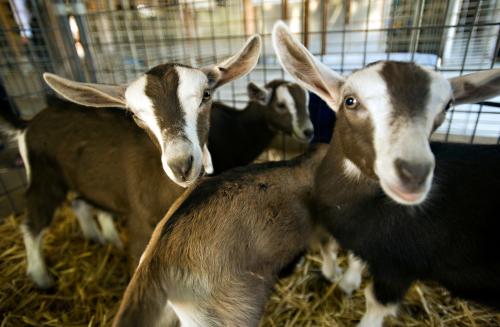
[25,100,183,264]
[113,145,328,326]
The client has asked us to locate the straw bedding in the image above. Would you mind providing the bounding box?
[1,205,499,327]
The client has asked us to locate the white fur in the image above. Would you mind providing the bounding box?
[202,143,213,174]
[319,238,343,281]
[276,85,313,141]
[125,75,163,147]
[72,199,105,244]
[343,158,362,180]
[358,284,398,327]
[168,301,207,327]
[166,66,209,186]
[17,130,31,183]
[339,253,364,295]
[347,63,450,205]
[125,71,207,187]
[21,225,54,288]
[96,210,123,249]
[272,21,344,110]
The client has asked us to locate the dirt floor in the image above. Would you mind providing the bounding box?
[1,205,499,327]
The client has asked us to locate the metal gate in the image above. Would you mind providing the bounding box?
[0,0,499,214]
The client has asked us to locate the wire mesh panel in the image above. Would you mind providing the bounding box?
[0,0,498,214]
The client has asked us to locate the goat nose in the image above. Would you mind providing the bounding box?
[394,159,431,190]
[168,155,193,181]
[303,128,314,139]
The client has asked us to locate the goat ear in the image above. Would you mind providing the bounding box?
[247,82,270,105]
[202,34,262,89]
[43,73,127,108]
[449,68,500,105]
[272,21,344,111]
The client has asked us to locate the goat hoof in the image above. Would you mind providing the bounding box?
[88,234,106,245]
[339,272,362,295]
[110,237,124,250]
[321,263,343,282]
[29,272,56,291]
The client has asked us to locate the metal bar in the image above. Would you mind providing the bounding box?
[410,0,426,62]
[260,0,267,84]
[224,3,236,107]
[470,18,500,144]
[340,0,347,73]
[362,0,372,66]
[445,0,482,142]
[72,0,97,82]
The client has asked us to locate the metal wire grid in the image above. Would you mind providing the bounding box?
[0,0,499,215]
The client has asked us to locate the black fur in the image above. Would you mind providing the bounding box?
[208,101,275,174]
[316,142,500,309]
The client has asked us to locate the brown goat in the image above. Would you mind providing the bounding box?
[113,145,328,326]
[10,36,262,289]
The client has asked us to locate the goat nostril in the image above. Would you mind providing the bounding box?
[182,155,194,178]
[303,129,314,139]
[168,155,194,181]
[394,158,431,189]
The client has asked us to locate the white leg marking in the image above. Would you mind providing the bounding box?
[21,225,54,289]
[17,130,31,183]
[168,301,209,327]
[357,284,398,327]
[320,238,343,281]
[339,253,364,295]
[72,199,105,244]
[96,210,123,249]
[158,302,180,327]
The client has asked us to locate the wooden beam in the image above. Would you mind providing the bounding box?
[281,0,288,20]
[303,0,310,47]
[242,0,255,36]
[321,0,328,55]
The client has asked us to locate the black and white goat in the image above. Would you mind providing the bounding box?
[209,80,313,173]
[112,23,500,327]
[8,35,261,289]
[273,22,500,326]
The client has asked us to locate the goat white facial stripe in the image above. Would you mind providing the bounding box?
[173,66,208,182]
[125,75,163,151]
[276,85,301,133]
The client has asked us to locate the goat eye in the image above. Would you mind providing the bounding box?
[202,89,211,102]
[276,103,286,111]
[344,96,358,109]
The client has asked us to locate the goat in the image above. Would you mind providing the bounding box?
[112,145,328,327]
[273,21,500,327]
[16,77,311,287]
[209,80,313,173]
[5,36,261,289]
[67,79,313,255]
[113,22,500,327]
[43,35,261,187]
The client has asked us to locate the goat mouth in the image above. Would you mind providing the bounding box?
[380,179,427,205]
[292,132,313,143]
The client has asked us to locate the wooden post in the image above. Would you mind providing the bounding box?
[303,0,310,47]
[242,0,255,36]
[281,0,288,20]
[321,0,328,56]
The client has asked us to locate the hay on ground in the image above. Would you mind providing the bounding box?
[1,206,499,326]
